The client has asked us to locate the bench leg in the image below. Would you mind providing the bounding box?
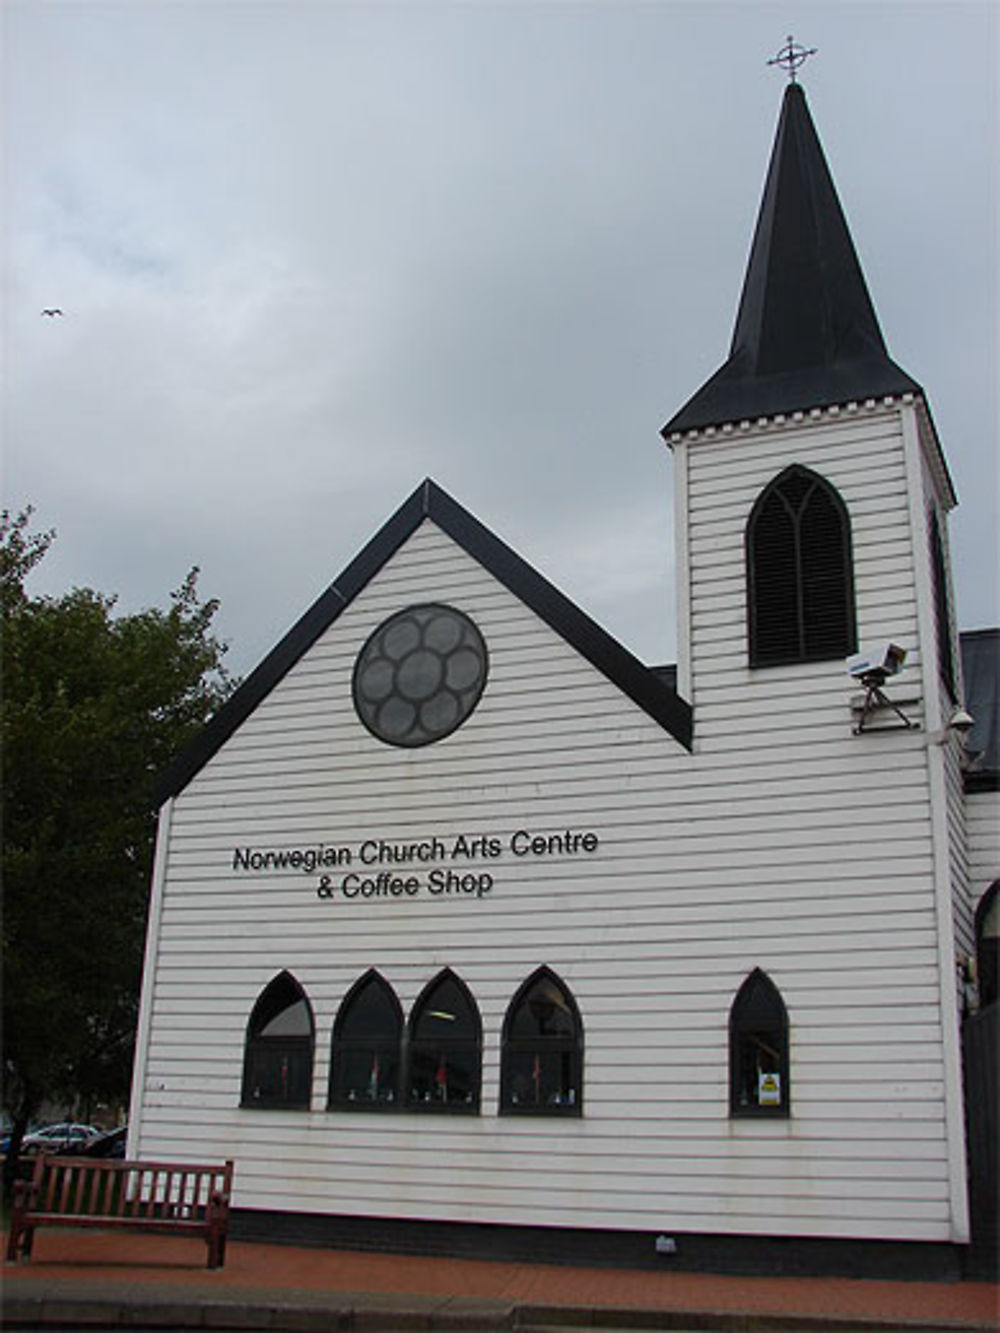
[206,1195,228,1269]
[5,1224,22,1263]
[206,1229,224,1269]
[6,1224,33,1262]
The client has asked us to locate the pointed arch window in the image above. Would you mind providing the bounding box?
[729,969,790,1117]
[975,882,999,1010]
[241,971,314,1109]
[929,509,958,704]
[329,971,403,1110]
[406,969,481,1113]
[500,968,583,1116]
[747,466,856,667]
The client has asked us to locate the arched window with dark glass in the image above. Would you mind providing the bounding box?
[975,882,999,1010]
[241,971,314,1109]
[729,969,790,1117]
[747,465,856,667]
[406,969,481,1113]
[500,967,583,1116]
[929,509,958,703]
[329,970,403,1110]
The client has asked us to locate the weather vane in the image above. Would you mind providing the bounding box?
[767,35,817,83]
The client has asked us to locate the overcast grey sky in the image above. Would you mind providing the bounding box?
[5,1,998,678]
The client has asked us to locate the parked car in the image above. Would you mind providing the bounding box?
[21,1123,101,1155]
[75,1126,127,1159]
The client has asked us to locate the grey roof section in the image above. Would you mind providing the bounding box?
[961,628,1000,790]
[663,83,922,437]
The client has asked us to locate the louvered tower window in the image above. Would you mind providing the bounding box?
[929,510,958,703]
[747,466,856,667]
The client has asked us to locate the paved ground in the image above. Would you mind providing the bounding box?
[2,1230,998,1331]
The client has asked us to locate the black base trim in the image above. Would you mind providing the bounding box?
[231,1209,968,1282]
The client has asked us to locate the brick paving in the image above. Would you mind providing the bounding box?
[2,1229,998,1330]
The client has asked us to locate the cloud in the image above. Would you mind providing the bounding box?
[4,1,997,679]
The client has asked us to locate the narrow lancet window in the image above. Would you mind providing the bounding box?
[329,970,403,1110]
[406,969,481,1113]
[729,968,790,1117]
[500,968,583,1115]
[747,466,856,667]
[241,971,314,1109]
[929,510,958,703]
[975,882,999,1010]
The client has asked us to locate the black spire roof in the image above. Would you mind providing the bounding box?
[663,82,922,437]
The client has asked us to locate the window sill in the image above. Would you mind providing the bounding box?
[405,1102,481,1115]
[499,1105,582,1117]
[239,1100,311,1111]
[327,1100,400,1113]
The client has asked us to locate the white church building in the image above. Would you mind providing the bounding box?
[129,80,999,1278]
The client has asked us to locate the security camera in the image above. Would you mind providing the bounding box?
[846,643,907,683]
[948,707,974,734]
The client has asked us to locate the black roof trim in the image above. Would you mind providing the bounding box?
[663,82,922,437]
[155,480,692,804]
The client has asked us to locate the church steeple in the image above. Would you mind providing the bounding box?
[663,82,921,436]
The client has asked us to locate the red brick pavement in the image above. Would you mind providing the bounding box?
[3,1230,999,1329]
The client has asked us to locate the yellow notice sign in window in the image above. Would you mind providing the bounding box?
[758,1072,782,1106]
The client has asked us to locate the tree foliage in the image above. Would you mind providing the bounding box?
[2,508,237,1167]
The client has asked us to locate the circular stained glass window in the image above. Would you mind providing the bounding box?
[353,604,489,747]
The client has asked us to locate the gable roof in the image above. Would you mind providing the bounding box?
[155,479,693,804]
[663,82,922,437]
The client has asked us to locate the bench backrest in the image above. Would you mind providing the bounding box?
[28,1156,234,1220]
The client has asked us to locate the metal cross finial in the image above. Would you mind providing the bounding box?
[767,35,817,83]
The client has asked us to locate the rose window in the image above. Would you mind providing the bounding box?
[353,604,488,747]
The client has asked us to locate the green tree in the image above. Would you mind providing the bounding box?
[2,509,236,1180]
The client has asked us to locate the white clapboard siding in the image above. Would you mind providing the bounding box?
[906,432,976,995]
[671,405,959,1243]
[133,450,964,1247]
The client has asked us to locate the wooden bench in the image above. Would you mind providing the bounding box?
[6,1155,234,1269]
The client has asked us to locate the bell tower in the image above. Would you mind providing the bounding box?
[661,77,959,740]
[660,72,971,1243]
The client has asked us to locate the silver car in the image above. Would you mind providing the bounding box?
[21,1122,101,1155]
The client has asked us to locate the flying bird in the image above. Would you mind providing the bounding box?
[41,308,64,317]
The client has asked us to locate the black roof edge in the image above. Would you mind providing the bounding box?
[154,479,692,804]
[153,483,428,805]
[662,387,958,513]
[425,482,692,751]
[661,362,922,439]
